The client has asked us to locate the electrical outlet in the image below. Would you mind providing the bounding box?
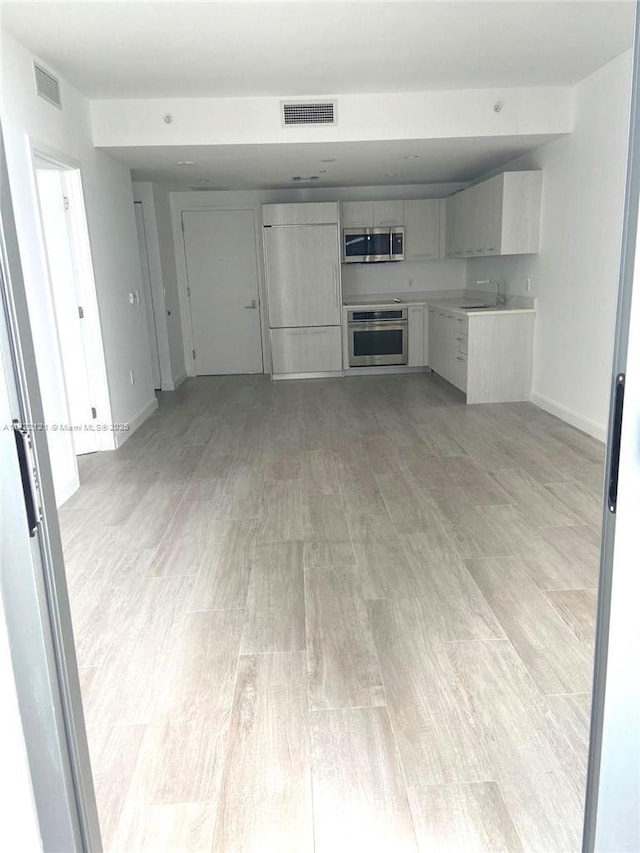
[128,292,136,304]
[129,370,135,385]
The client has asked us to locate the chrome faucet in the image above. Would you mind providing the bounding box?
[475,279,507,306]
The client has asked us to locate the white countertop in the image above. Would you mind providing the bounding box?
[342,290,536,317]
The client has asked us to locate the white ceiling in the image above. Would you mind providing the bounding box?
[1,1,635,99]
[115,135,559,189]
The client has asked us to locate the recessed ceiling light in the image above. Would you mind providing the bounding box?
[320,158,336,163]
[177,160,196,166]
[402,154,419,160]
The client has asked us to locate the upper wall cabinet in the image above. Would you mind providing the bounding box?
[341,200,404,228]
[263,202,339,226]
[403,199,444,261]
[446,171,542,258]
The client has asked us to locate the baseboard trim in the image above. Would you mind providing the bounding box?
[343,365,431,377]
[161,371,187,392]
[114,397,159,448]
[530,391,607,443]
[271,370,343,381]
[173,371,187,389]
[55,473,80,508]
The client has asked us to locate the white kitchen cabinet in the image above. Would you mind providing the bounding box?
[341,200,405,229]
[270,326,342,376]
[429,308,457,384]
[263,202,338,226]
[373,200,404,227]
[408,304,427,366]
[404,199,443,260]
[427,308,439,372]
[428,306,534,403]
[446,171,542,258]
[264,223,341,328]
[445,195,463,259]
[341,201,374,228]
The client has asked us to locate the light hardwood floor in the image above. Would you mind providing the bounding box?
[59,374,603,852]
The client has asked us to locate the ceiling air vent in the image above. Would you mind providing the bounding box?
[34,62,61,109]
[281,100,336,127]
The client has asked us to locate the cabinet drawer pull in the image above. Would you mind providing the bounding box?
[285,328,328,336]
[456,355,466,361]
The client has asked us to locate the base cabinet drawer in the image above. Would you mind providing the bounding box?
[271,326,342,375]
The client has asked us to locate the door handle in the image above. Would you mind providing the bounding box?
[13,420,42,537]
[607,373,625,513]
[244,300,257,309]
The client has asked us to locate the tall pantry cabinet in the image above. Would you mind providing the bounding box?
[263,202,343,378]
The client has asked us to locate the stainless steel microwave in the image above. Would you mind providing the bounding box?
[343,227,404,263]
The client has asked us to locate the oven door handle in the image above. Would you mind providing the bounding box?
[348,321,407,331]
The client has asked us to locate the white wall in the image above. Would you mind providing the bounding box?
[466,50,633,440]
[342,258,466,297]
[91,86,573,147]
[170,182,467,373]
[0,31,157,488]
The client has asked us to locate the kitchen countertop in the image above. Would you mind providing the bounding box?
[342,290,536,317]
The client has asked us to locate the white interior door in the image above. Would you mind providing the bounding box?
[134,202,162,389]
[183,209,263,375]
[35,169,98,455]
[264,224,341,328]
[585,20,639,850]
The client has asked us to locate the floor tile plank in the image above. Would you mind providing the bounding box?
[408,782,524,852]
[466,556,593,695]
[212,652,313,853]
[305,567,384,711]
[310,707,418,853]
[241,542,306,654]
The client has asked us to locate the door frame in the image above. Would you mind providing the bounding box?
[174,205,267,376]
[1,126,101,850]
[30,140,113,452]
[134,200,163,389]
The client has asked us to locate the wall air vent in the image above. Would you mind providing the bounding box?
[281,100,336,126]
[291,176,320,182]
[34,62,61,109]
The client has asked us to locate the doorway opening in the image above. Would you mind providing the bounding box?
[32,148,112,500]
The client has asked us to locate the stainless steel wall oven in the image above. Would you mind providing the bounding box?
[347,307,408,367]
